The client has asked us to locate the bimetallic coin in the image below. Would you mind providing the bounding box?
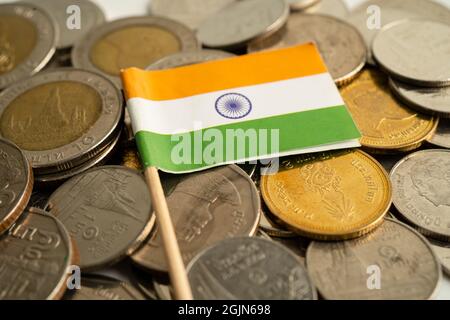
[131,165,260,274]
[147,50,234,70]
[46,166,154,271]
[307,219,442,300]
[429,240,450,276]
[149,0,236,30]
[287,0,320,11]
[65,275,147,300]
[428,119,450,149]
[390,78,450,118]
[391,150,450,241]
[0,208,74,300]
[72,16,199,88]
[29,0,105,49]
[0,3,57,89]
[372,20,450,87]
[197,0,289,49]
[261,149,392,240]
[187,237,317,300]
[0,138,33,235]
[303,0,348,19]
[35,128,122,185]
[0,69,123,175]
[248,13,366,85]
[348,0,450,65]
[340,69,438,152]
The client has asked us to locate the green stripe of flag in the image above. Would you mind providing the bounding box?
[135,105,361,173]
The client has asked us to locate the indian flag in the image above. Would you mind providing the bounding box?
[121,43,361,173]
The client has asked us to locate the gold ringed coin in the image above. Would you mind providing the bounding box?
[72,16,200,88]
[340,69,438,152]
[261,149,392,240]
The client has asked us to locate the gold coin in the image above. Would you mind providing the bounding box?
[340,69,438,152]
[0,81,102,151]
[261,149,392,240]
[90,26,181,76]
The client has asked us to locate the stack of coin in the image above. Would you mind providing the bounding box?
[0,69,123,184]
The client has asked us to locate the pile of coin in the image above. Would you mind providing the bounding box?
[0,0,450,300]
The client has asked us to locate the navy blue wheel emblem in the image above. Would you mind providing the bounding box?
[215,93,252,119]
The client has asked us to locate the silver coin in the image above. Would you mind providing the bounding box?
[390,78,450,117]
[372,19,450,87]
[149,0,236,30]
[153,279,172,300]
[0,68,123,175]
[65,275,147,300]
[428,119,450,149]
[187,237,317,300]
[0,208,74,300]
[287,0,321,11]
[391,150,450,241]
[429,239,450,276]
[248,13,366,84]
[270,236,310,266]
[46,166,154,271]
[303,0,348,19]
[197,0,289,49]
[34,128,122,185]
[348,0,450,65]
[0,138,33,235]
[72,16,200,88]
[0,3,57,89]
[147,50,234,70]
[307,219,442,300]
[29,0,105,49]
[259,207,297,238]
[131,165,260,274]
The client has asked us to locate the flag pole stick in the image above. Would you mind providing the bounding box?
[144,166,193,300]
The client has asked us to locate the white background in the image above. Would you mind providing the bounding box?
[1,0,450,300]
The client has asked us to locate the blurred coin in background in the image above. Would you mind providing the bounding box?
[372,20,450,87]
[347,0,450,64]
[428,119,450,149]
[149,0,236,30]
[29,0,105,50]
[0,3,57,89]
[72,16,199,88]
[197,0,289,49]
[248,13,366,85]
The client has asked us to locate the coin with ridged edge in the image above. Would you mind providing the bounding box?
[0,138,33,235]
[307,219,442,300]
[0,208,74,300]
[187,237,317,300]
[0,69,123,175]
[72,16,200,88]
[261,149,392,240]
[390,149,450,241]
[340,69,438,152]
[46,166,154,271]
[0,3,58,89]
